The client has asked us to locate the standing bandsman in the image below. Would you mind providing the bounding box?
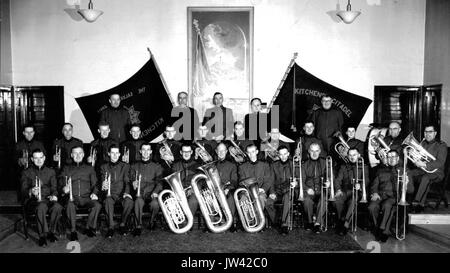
[100,144,134,238]
[202,92,234,140]
[59,146,101,241]
[227,121,254,164]
[129,143,164,236]
[215,142,238,232]
[333,148,370,236]
[260,128,289,163]
[238,144,276,229]
[171,91,200,141]
[155,126,181,170]
[120,124,145,165]
[244,97,270,144]
[21,149,62,246]
[194,125,215,162]
[88,122,118,173]
[15,124,46,170]
[296,120,326,162]
[99,93,131,144]
[344,125,365,159]
[52,123,83,170]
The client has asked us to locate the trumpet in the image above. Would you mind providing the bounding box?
[326,156,335,201]
[193,140,213,163]
[22,149,29,169]
[158,171,194,234]
[334,131,350,163]
[319,177,329,232]
[228,139,248,163]
[55,145,61,169]
[123,146,130,163]
[234,177,266,233]
[402,132,437,174]
[135,170,142,198]
[66,176,73,202]
[370,132,390,165]
[35,176,42,202]
[396,148,409,240]
[356,157,367,203]
[191,162,233,233]
[159,137,174,167]
[89,147,97,167]
[102,172,111,197]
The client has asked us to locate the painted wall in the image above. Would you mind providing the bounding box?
[424,0,450,144]
[0,0,12,84]
[8,0,426,142]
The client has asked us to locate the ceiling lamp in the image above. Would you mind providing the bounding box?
[337,0,361,24]
[78,0,103,22]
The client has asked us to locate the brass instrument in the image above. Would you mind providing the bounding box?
[35,176,42,202]
[22,149,29,169]
[402,132,437,174]
[293,137,304,202]
[228,139,248,163]
[55,145,61,169]
[350,178,359,233]
[66,176,73,202]
[234,177,266,233]
[356,157,367,204]
[158,171,194,234]
[102,172,111,197]
[261,139,280,161]
[191,162,233,233]
[123,146,129,163]
[334,131,350,163]
[326,156,335,201]
[135,170,142,198]
[319,177,329,232]
[369,132,390,166]
[193,140,213,163]
[396,148,409,241]
[159,138,174,167]
[89,147,97,167]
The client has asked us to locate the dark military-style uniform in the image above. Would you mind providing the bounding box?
[52,137,83,169]
[300,135,327,162]
[120,139,145,164]
[215,158,238,218]
[171,158,201,215]
[194,138,214,163]
[99,106,131,144]
[21,165,63,238]
[129,160,164,227]
[301,158,327,226]
[59,162,101,232]
[90,137,118,172]
[309,107,344,154]
[100,161,133,229]
[15,139,47,169]
[155,139,181,171]
[203,105,235,138]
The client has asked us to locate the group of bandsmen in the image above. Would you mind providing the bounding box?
[15,92,447,247]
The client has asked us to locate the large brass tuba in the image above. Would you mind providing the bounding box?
[334,131,350,163]
[369,131,391,166]
[234,178,266,233]
[193,140,213,163]
[191,162,233,233]
[158,171,194,234]
[402,132,437,174]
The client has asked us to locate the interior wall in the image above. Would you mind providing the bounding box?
[0,0,12,84]
[424,0,450,144]
[9,0,426,142]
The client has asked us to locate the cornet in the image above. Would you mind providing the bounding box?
[66,176,73,202]
[228,139,247,163]
[123,146,130,164]
[193,140,213,163]
[22,150,29,169]
[396,148,409,241]
[334,131,350,163]
[55,145,61,169]
[35,176,42,202]
[89,147,97,167]
[402,132,437,174]
[260,139,280,161]
[102,172,111,197]
[234,177,266,233]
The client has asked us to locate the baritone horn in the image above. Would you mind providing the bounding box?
[334,131,350,163]
[228,139,248,163]
[191,162,233,233]
[402,132,437,174]
[193,140,213,163]
[369,132,390,165]
[158,171,194,234]
[396,148,409,241]
[159,138,174,167]
[234,177,265,233]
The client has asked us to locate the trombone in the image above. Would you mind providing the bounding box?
[319,177,329,232]
[349,178,359,233]
[395,148,409,240]
[288,138,304,230]
[326,156,335,202]
[356,157,367,204]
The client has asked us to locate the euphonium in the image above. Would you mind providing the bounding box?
[370,132,390,165]
[191,162,233,233]
[194,140,213,163]
[158,171,194,234]
[261,139,280,161]
[159,138,174,167]
[356,157,367,203]
[228,139,247,163]
[395,148,409,241]
[334,131,350,163]
[402,132,437,174]
[326,156,335,201]
[234,177,265,233]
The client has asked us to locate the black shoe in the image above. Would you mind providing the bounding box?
[38,237,47,247]
[414,205,424,214]
[119,225,128,236]
[47,232,58,243]
[313,224,321,234]
[380,233,389,243]
[86,228,96,238]
[106,229,114,238]
[305,223,313,231]
[69,231,78,241]
[229,225,237,233]
[148,222,156,231]
[339,226,348,236]
[132,228,142,237]
[203,227,210,233]
[281,226,289,235]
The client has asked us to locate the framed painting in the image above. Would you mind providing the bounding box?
[187,7,254,124]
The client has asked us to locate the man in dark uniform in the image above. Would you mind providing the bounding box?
[368,150,413,242]
[244,97,270,144]
[120,124,145,164]
[408,124,448,213]
[271,145,298,235]
[227,121,254,164]
[202,92,234,140]
[260,128,290,163]
[52,123,83,171]
[59,146,101,241]
[171,144,201,217]
[215,142,238,232]
[301,143,328,233]
[384,121,403,155]
[333,148,370,236]
[238,144,276,229]
[309,95,344,154]
[171,91,200,141]
[295,120,326,162]
[88,122,118,174]
[345,125,365,158]
[15,124,46,170]
[99,93,131,143]
[155,126,182,170]
[21,149,62,246]
[194,125,215,162]
[129,143,164,236]
[100,144,134,238]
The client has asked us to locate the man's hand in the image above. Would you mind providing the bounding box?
[122,154,129,163]
[87,156,93,163]
[335,189,343,197]
[290,180,298,188]
[19,158,28,167]
[31,187,39,197]
[307,188,314,196]
[90,193,98,200]
[355,183,361,191]
[269,193,276,200]
[371,193,381,201]
[53,154,59,162]
[415,161,427,169]
[132,181,138,190]
[48,195,58,202]
[151,193,158,199]
[324,181,331,188]
[258,188,266,194]
[186,189,193,197]
[123,193,132,199]
[63,185,70,194]
[224,189,229,196]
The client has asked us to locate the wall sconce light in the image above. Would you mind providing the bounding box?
[78,0,103,22]
[337,0,361,24]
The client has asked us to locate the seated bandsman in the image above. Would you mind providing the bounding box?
[227,121,254,164]
[51,123,83,171]
[194,125,215,162]
[15,124,46,171]
[129,143,164,236]
[271,145,298,235]
[296,120,326,162]
[260,128,290,163]
[59,146,101,241]
[214,142,238,232]
[21,149,62,247]
[301,143,327,234]
[238,144,276,229]
[171,143,201,217]
[88,122,118,173]
[120,124,145,165]
[100,144,134,238]
[368,150,413,242]
[155,126,181,170]
[333,148,369,236]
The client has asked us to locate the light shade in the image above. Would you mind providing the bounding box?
[336,0,361,24]
[77,0,103,22]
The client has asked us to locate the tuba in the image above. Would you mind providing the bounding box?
[228,139,248,164]
[334,131,350,163]
[158,171,194,234]
[395,147,409,241]
[369,132,390,166]
[234,177,265,233]
[402,132,437,174]
[191,162,233,233]
[193,140,213,163]
[159,137,175,167]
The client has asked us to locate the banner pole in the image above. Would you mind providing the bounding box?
[268,52,298,110]
[147,47,175,106]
